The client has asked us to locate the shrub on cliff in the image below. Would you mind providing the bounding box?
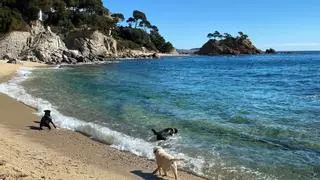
[150,31,173,53]
[117,39,141,51]
[116,27,156,51]
[0,7,13,32]
[160,42,174,53]
[0,7,30,32]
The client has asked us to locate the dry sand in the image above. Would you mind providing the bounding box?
[0,60,47,82]
[0,60,205,180]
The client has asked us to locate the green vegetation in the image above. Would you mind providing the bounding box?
[0,0,174,53]
[206,30,252,47]
[115,10,174,53]
[207,31,249,41]
[207,30,223,40]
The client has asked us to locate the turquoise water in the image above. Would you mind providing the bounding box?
[22,54,320,179]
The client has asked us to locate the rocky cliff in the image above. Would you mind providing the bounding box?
[0,21,86,64]
[0,32,31,60]
[197,38,262,55]
[0,21,161,64]
[64,30,118,59]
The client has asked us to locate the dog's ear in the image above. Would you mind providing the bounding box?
[174,128,178,134]
[153,146,162,154]
[151,129,158,135]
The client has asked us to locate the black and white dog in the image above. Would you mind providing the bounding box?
[40,110,57,130]
[152,128,178,141]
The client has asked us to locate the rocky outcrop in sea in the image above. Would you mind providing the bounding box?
[197,38,262,55]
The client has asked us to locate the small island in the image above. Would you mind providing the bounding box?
[197,31,262,55]
[265,48,277,54]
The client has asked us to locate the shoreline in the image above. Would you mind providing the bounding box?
[0,60,205,180]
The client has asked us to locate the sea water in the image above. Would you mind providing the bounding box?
[1,53,319,179]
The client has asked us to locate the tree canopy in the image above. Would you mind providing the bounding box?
[205,30,254,49]
[0,1,174,53]
[115,10,174,53]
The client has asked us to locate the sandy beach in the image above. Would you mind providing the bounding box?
[0,60,204,180]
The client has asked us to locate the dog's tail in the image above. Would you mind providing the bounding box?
[151,129,158,135]
[170,158,184,162]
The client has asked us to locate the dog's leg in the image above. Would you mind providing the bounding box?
[171,164,178,180]
[46,123,52,130]
[152,166,160,175]
[163,168,167,177]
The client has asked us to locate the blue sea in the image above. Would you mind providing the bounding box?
[1,53,319,179]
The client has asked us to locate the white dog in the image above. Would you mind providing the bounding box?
[153,146,183,180]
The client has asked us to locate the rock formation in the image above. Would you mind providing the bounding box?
[265,48,276,54]
[0,32,31,60]
[22,22,71,64]
[197,38,262,55]
[0,21,82,64]
[64,30,118,60]
[0,21,163,64]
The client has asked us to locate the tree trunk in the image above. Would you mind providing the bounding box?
[135,21,138,28]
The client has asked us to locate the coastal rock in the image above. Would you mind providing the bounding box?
[89,31,118,57]
[152,53,160,59]
[23,21,68,64]
[117,49,162,59]
[0,21,87,64]
[64,30,118,59]
[0,32,31,60]
[16,21,89,64]
[6,59,18,64]
[0,21,158,64]
[197,38,262,55]
[265,48,276,54]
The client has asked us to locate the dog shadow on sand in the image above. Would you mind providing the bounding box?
[131,170,166,180]
[27,121,41,130]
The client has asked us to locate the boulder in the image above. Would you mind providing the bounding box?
[2,54,13,60]
[7,59,17,64]
[152,53,160,59]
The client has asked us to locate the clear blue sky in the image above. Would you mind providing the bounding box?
[103,0,320,51]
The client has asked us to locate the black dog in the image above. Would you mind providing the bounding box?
[151,128,178,141]
[40,110,56,130]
